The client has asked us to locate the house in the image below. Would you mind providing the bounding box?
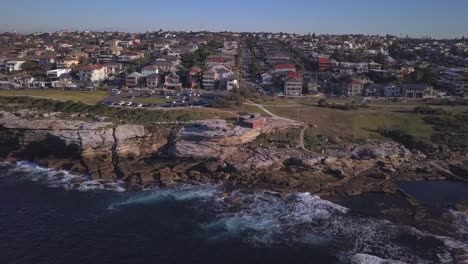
[317,55,331,72]
[5,60,26,72]
[164,73,182,89]
[126,72,143,88]
[153,60,175,72]
[261,73,273,85]
[202,68,217,90]
[38,55,56,67]
[401,83,433,99]
[345,80,364,97]
[146,73,161,89]
[47,69,71,81]
[56,58,79,69]
[118,53,139,62]
[187,67,202,88]
[284,73,303,96]
[104,63,123,75]
[273,63,296,74]
[354,63,369,73]
[364,83,382,97]
[240,113,268,129]
[206,55,235,69]
[202,65,233,90]
[142,65,160,77]
[79,64,107,82]
[382,83,401,97]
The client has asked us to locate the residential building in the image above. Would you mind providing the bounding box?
[126,72,143,87]
[382,84,401,97]
[142,65,160,77]
[164,73,182,89]
[56,58,79,69]
[318,55,331,72]
[5,60,26,72]
[47,69,71,80]
[202,65,233,90]
[401,83,433,99]
[273,63,296,74]
[118,53,139,62]
[79,64,107,82]
[146,73,161,89]
[284,73,303,96]
[187,67,202,88]
[153,60,175,72]
[345,80,364,97]
[104,63,123,75]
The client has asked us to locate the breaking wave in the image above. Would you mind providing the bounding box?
[203,190,464,263]
[0,161,126,192]
[1,162,466,263]
[107,184,222,210]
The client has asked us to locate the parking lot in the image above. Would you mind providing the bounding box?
[100,89,218,108]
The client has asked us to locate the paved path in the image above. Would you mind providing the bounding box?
[298,126,313,153]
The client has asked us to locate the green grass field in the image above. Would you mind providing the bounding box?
[0,89,108,104]
[265,105,435,141]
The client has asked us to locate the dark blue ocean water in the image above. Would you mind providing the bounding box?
[0,162,466,264]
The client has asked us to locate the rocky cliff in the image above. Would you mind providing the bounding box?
[1,110,466,194]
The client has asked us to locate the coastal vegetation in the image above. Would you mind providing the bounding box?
[0,96,231,124]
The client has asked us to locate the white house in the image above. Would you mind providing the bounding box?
[142,65,160,77]
[5,60,26,72]
[47,69,71,80]
[79,64,107,82]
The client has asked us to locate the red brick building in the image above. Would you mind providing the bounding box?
[318,55,331,72]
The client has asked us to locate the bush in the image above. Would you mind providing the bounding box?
[318,98,329,107]
[413,106,447,115]
[377,128,438,154]
[0,96,218,124]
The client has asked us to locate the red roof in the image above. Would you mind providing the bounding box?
[274,63,296,70]
[287,72,301,79]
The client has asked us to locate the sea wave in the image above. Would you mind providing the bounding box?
[202,190,463,263]
[0,161,126,192]
[107,184,222,210]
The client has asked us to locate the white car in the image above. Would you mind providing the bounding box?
[137,103,143,107]
[118,101,125,106]
[127,102,133,106]
[165,96,170,99]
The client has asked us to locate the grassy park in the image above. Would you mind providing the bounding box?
[0,89,108,104]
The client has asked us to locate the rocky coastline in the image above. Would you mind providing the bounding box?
[1,109,467,197]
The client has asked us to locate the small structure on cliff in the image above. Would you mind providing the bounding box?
[239,112,268,129]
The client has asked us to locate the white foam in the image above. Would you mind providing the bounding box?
[108,184,221,209]
[2,161,126,192]
[350,254,407,264]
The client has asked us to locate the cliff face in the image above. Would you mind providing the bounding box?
[0,112,265,186]
[0,111,174,183]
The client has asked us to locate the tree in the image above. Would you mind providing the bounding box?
[20,60,38,72]
[374,52,387,65]
[421,67,434,85]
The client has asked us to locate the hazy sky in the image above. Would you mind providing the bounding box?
[1,0,467,38]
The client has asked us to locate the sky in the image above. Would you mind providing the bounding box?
[1,0,467,38]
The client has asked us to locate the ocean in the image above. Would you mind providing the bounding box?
[0,162,466,264]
